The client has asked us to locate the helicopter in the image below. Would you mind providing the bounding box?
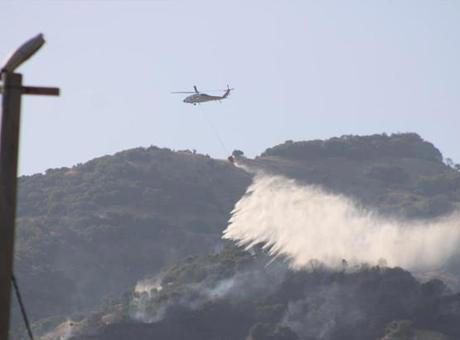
[172,85,234,105]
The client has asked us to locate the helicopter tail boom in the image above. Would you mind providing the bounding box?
[222,85,233,98]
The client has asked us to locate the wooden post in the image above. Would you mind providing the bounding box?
[0,72,22,340]
[0,72,58,339]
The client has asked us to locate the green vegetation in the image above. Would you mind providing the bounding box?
[12,146,250,330]
[255,133,460,218]
[10,133,460,339]
[63,246,460,340]
[261,133,443,162]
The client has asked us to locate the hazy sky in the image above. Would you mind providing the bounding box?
[1,0,459,175]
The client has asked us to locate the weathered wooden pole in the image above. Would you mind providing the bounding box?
[0,72,23,340]
[0,33,59,339]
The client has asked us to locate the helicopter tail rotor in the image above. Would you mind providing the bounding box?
[222,85,234,98]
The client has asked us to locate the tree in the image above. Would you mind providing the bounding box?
[232,150,245,158]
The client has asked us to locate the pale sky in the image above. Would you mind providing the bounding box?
[1,0,459,175]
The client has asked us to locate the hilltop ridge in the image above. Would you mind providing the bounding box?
[261,133,443,163]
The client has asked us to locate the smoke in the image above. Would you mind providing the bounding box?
[223,172,460,271]
[40,320,75,340]
[135,278,163,294]
[129,277,239,323]
[282,282,365,340]
[130,278,164,322]
[129,262,288,324]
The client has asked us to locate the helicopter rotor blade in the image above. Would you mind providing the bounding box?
[204,88,235,92]
[171,86,234,94]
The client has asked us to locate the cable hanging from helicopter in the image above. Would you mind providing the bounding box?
[171,85,237,165]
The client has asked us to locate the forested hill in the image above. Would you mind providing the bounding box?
[247,133,460,218]
[11,133,460,339]
[13,147,250,326]
[261,133,443,162]
[70,246,460,340]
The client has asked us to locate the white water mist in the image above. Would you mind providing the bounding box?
[223,173,460,271]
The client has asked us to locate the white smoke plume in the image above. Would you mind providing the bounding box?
[129,263,288,324]
[129,277,235,323]
[223,172,460,271]
[40,320,76,340]
[130,278,164,322]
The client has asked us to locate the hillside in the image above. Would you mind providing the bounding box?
[10,133,460,339]
[13,147,250,326]
[61,246,460,340]
[249,133,460,218]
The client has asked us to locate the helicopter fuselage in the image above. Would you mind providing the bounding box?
[183,93,223,105]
